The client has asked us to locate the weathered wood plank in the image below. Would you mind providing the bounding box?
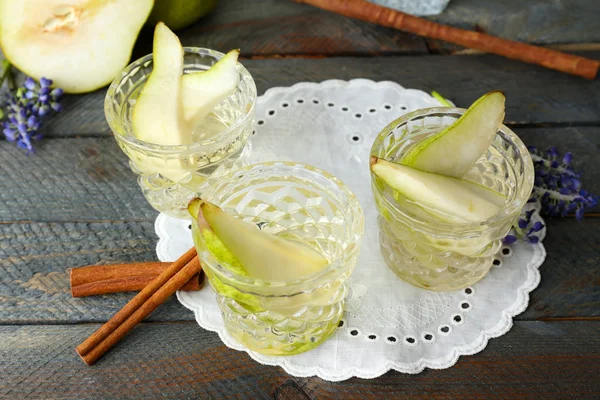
[0,217,598,323]
[131,0,600,59]
[0,138,156,222]
[1,126,597,223]
[0,221,183,323]
[160,0,429,57]
[0,321,598,399]
[521,218,600,320]
[30,52,600,137]
[428,0,600,53]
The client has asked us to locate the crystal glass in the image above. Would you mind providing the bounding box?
[105,48,257,218]
[190,162,364,355]
[370,108,534,291]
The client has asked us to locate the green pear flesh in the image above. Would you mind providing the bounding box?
[132,22,189,146]
[199,201,329,281]
[392,192,468,224]
[0,0,153,94]
[461,180,506,207]
[181,49,240,129]
[371,157,501,223]
[402,91,506,178]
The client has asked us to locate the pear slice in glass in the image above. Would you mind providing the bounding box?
[402,91,506,178]
[371,156,503,223]
[181,49,240,130]
[198,200,329,282]
[132,22,188,146]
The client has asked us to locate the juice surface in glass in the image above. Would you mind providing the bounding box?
[105,48,257,218]
[370,108,534,291]
[191,162,364,355]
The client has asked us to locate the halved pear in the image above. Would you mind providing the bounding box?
[132,22,189,146]
[197,200,329,281]
[371,157,501,223]
[181,49,240,129]
[0,0,153,94]
[402,91,506,178]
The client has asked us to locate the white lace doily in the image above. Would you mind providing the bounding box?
[156,80,546,381]
[370,0,451,16]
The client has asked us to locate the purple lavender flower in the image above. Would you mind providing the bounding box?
[503,235,518,244]
[1,72,63,153]
[528,146,598,221]
[506,207,544,245]
[504,146,597,245]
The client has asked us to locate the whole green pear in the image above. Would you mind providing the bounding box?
[147,0,218,31]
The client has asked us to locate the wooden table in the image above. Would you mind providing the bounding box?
[1,1,599,398]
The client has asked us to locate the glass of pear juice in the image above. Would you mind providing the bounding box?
[189,162,365,356]
[105,48,257,219]
[370,108,534,291]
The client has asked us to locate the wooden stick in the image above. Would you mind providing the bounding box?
[70,261,203,297]
[294,0,600,80]
[76,247,199,365]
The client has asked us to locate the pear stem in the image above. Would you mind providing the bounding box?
[0,59,12,89]
[431,91,452,107]
[369,156,379,168]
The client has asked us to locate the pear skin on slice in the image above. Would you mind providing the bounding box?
[181,49,240,129]
[402,91,506,178]
[198,201,329,281]
[189,198,266,312]
[188,198,247,276]
[371,157,501,223]
[132,22,188,146]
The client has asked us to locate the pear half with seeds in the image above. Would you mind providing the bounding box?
[371,157,502,223]
[0,0,153,94]
[191,199,329,281]
[402,91,506,178]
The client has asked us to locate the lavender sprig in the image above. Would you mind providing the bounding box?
[504,209,544,244]
[528,146,598,221]
[506,147,598,244]
[1,64,63,153]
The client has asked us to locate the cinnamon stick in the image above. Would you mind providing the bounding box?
[294,0,600,80]
[70,261,204,297]
[76,247,200,365]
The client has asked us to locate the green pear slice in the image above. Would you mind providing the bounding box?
[190,198,342,316]
[402,91,506,178]
[181,49,240,129]
[189,198,265,312]
[0,0,153,94]
[132,22,189,146]
[462,180,506,207]
[392,192,468,223]
[371,157,501,223]
[188,198,247,276]
[198,201,329,281]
